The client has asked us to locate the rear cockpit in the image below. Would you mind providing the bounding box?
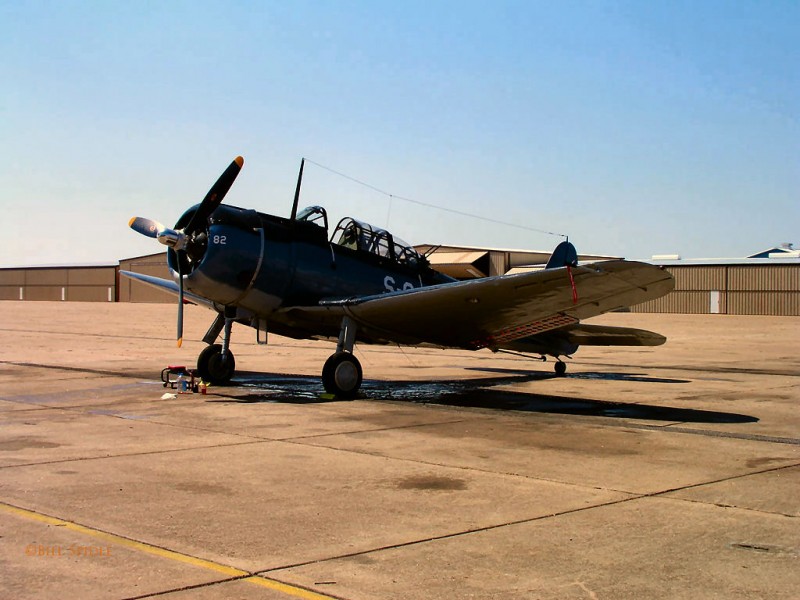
[331,217,422,268]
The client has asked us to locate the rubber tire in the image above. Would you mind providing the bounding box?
[554,361,567,377]
[197,344,236,385]
[322,352,362,399]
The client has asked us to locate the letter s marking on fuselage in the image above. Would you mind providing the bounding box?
[384,275,416,293]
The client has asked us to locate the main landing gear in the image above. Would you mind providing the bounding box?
[322,316,362,398]
[197,344,236,385]
[193,309,364,396]
[554,360,567,377]
[196,309,237,385]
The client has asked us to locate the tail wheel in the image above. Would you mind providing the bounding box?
[322,352,362,398]
[197,344,236,385]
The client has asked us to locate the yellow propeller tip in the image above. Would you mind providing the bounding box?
[177,338,183,348]
[128,217,136,227]
[234,156,244,167]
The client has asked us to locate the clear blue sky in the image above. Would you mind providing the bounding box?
[2,1,798,266]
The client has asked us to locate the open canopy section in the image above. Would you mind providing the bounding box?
[331,217,423,267]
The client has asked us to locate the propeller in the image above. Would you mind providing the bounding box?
[128,156,245,347]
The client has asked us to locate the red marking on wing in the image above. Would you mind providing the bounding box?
[470,313,579,348]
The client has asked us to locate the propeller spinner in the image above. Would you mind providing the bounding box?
[128,156,245,347]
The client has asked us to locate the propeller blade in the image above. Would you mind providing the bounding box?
[183,156,244,236]
[129,217,164,238]
[177,260,184,348]
[129,217,186,249]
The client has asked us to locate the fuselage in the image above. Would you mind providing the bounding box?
[171,204,453,340]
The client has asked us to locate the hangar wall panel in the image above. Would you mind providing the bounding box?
[670,266,726,291]
[123,280,174,303]
[24,286,63,301]
[118,254,169,270]
[489,252,508,277]
[123,265,170,278]
[0,287,23,300]
[727,292,799,316]
[25,269,68,286]
[118,253,172,303]
[0,266,117,303]
[728,266,798,291]
[631,291,723,314]
[67,287,115,302]
[0,270,25,286]
[68,268,116,286]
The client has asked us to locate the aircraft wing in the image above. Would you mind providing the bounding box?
[303,260,673,349]
[119,271,218,311]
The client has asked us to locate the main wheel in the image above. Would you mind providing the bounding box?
[322,352,362,398]
[197,344,236,385]
[554,360,567,377]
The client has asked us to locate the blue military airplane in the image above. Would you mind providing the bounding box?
[124,156,674,397]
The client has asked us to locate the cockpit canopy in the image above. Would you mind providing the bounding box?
[332,218,422,266]
[296,205,328,231]
[295,206,424,268]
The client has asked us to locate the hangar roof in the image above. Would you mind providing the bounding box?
[747,245,797,259]
[0,262,118,270]
[644,257,800,266]
[415,243,618,267]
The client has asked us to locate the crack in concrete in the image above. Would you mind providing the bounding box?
[256,462,800,574]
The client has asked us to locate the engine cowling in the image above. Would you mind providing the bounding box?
[172,205,264,306]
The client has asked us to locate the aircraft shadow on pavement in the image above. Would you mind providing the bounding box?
[464,366,691,384]
[212,370,758,424]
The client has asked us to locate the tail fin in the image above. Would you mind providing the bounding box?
[545,241,578,269]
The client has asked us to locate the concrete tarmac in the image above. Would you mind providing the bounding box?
[0,301,798,599]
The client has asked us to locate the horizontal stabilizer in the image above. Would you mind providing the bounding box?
[562,323,667,346]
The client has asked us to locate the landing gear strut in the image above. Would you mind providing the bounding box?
[322,316,362,398]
